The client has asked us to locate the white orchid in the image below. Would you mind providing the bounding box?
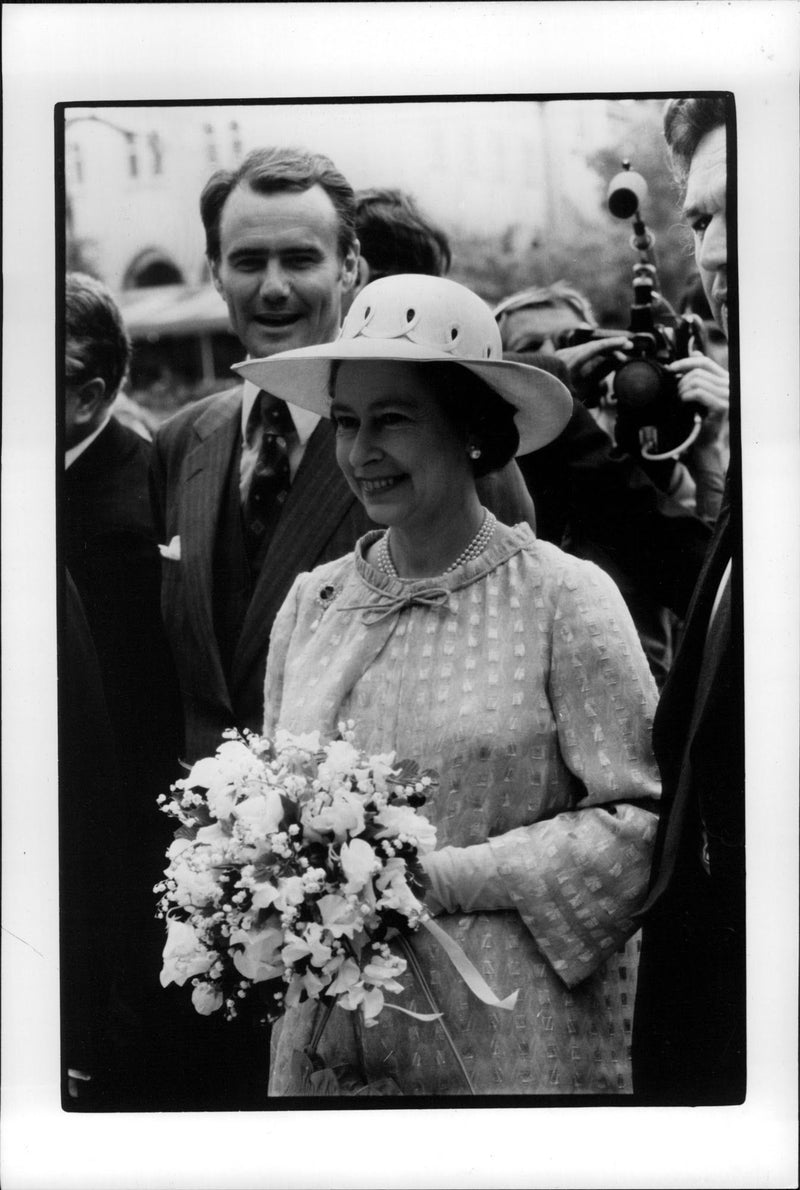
[160,918,214,988]
[191,981,224,1015]
[281,922,333,968]
[235,788,284,838]
[158,727,437,1027]
[168,848,223,909]
[362,951,406,991]
[374,804,437,852]
[230,923,284,983]
[317,738,360,780]
[317,893,361,939]
[301,788,366,841]
[340,838,380,894]
[376,859,424,919]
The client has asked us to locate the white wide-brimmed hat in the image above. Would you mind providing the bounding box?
[234,274,573,454]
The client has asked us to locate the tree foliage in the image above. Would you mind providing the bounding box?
[449,101,696,327]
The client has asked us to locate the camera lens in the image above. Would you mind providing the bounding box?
[613,359,663,411]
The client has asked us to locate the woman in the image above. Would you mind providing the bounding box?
[237,275,660,1096]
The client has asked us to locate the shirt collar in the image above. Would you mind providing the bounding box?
[65,412,112,469]
[241,378,320,446]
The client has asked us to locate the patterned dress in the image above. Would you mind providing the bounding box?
[263,522,660,1095]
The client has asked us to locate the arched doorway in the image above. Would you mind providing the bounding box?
[122,248,184,289]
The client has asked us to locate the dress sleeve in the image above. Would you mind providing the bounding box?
[424,557,661,988]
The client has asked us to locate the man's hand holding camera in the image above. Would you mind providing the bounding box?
[668,348,729,416]
[668,347,730,520]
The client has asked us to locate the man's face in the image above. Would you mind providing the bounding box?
[683,124,728,339]
[211,183,358,358]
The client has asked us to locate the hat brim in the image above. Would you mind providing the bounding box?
[234,339,573,455]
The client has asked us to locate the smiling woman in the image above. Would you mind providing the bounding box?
[235,275,662,1096]
[330,361,485,578]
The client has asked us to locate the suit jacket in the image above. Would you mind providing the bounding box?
[64,416,183,780]
[632,480,745,1103]
[63,418,185,1106]
[60,570,120,1103]
[150,387,373,761]
[151,385,540,763]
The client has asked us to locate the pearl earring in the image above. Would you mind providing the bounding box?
[468,445,482,459]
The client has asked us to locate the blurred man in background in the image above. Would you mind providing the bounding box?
[351,185,451,297]
[632,96,744,1103]
[63,273,182,1107]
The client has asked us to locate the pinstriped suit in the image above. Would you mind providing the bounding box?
[150,385,373,762]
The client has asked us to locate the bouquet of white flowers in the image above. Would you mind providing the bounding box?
[156,723,439,1030]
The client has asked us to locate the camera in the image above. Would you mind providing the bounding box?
[560,162,706,464]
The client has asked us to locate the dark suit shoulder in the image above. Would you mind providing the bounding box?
[154,385,242,449]
[68,417,152,477]
[66,420,155,545]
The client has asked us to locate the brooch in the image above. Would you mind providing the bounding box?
[310,581,342,631]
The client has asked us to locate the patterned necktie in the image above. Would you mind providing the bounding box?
[241,393,294,565]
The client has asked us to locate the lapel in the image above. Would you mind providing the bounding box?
[231,418,358,688]
[655,499,732,754]
[178,388,242,701]
[639,497,734,913]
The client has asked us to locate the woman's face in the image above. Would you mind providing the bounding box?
[330,360,475,532]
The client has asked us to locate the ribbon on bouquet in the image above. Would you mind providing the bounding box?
[386,917,519,1023]
[421,917,519,1011]
[390,921,518,1094]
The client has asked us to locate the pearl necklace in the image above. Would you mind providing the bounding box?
[377,509,496,579]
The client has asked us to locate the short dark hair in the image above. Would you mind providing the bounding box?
[329,359,518,478]
[200,145,357,263]
[65,272,131,398]
[354,187,452,279]
[663,97,728,187]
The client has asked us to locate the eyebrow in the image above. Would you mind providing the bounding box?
[227,240,323,258]
[682,202,703,223]
[330,396,419,414]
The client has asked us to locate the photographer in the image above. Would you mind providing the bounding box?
[496,276,728,525]
[632,96,744,1105]
[345,188,713,685]
[494,281,713,685]
[495,280,632,410]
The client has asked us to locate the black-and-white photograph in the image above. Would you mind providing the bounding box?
[3,4,798,1189]
[57,92,740,1108]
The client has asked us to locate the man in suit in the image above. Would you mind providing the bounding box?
[632,96,745,1103]
[63,273,183,1107]
[151,149,376,763]
[151,151,538,765]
